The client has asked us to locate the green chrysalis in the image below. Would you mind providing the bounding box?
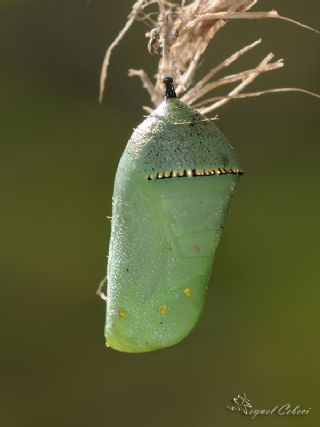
[105,78,242,353]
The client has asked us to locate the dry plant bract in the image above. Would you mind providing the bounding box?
[99,0,319,114]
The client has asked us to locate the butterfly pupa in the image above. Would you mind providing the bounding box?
[104,77,242,352]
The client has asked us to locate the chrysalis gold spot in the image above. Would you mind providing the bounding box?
[159,304,168,314]
[184,288,192,297]
[119,310,126,318]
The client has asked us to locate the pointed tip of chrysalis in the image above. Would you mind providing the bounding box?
[162,77,177,99]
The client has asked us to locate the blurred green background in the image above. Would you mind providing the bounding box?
[1,1,319,426]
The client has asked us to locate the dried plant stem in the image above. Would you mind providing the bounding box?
[194,88,320,108]
[184,11,319,33]
[201,53,282,113]
[100,1,319,115]
[128,69,161,105]
[176,0,256,93]
[181,38,262,104]
[188,55,284,107]
[157,0,170,76]
[99,0,147,103]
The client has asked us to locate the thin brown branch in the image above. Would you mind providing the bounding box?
[201,53,282,113]
[189,55,284,106]
[185,10,319,33]
[194,88,320,109]
[99,0,146,103]
[128,69,162,105]
[100,0,319,112]
[182,38,262,104]
[176,0,256,93]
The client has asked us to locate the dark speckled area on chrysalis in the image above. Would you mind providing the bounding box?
[126,99,239,174]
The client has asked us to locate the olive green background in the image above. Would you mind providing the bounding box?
[1,1,319,426]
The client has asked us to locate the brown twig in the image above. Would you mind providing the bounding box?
[99,0,147,103]
[194,88,320,108]
[99,0,319,113]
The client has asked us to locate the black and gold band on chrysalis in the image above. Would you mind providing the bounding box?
[146,167,243,180]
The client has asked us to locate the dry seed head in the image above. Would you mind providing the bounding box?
[99,0,319,113]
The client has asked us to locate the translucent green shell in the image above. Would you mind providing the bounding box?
[105,98,242,352]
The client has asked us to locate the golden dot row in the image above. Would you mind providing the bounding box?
[146,167,243,180]
[117,287,192,319]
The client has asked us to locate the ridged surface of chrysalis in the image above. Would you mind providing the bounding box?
[105,99,242,352]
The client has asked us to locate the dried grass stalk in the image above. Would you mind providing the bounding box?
[99,0,319,114]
